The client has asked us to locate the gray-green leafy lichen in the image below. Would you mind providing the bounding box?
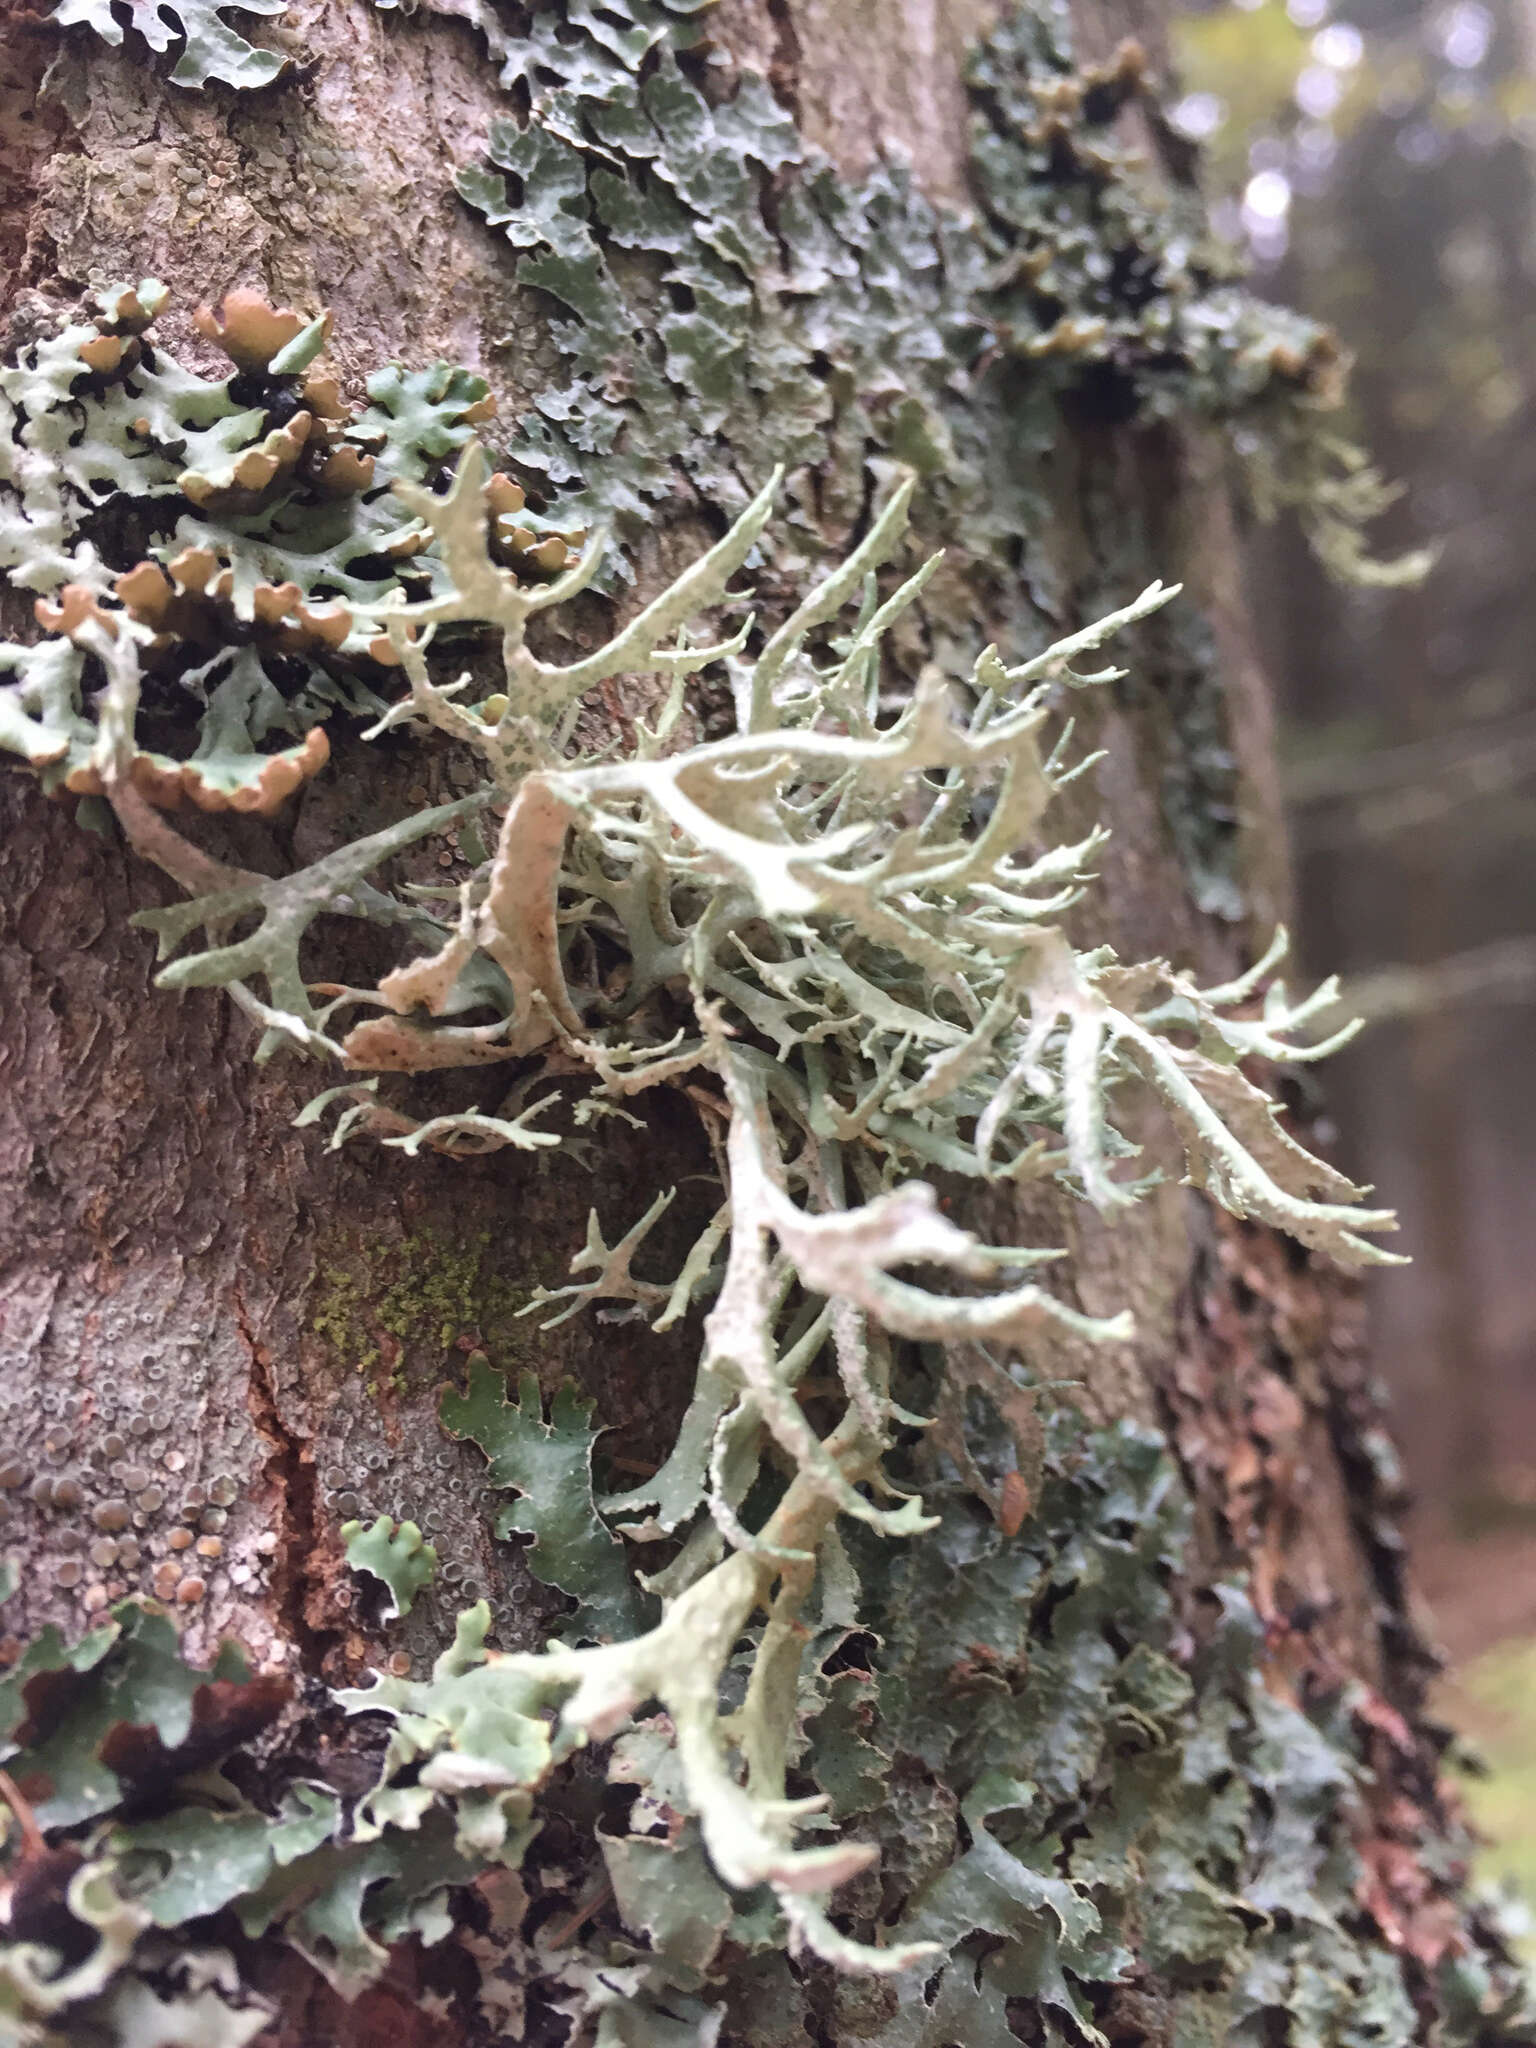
[3,1415,1529,2045]
[48,0,294,90]
[443,0,1425,597]
[418,0,1421,921]
[441,1357,656,1646]
[342,1515,439,1619]
[0,283,577,816]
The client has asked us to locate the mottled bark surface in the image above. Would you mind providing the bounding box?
[0,0,1467,2039]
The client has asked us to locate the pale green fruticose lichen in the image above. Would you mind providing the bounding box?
[0,0,1473,2032]
[1,435,1394,1985]
[404,0,1425,935]
[0,341,1427,2030]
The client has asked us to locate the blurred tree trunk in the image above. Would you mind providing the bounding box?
[1251,0,1536,1523]
[0,1,1510,2043]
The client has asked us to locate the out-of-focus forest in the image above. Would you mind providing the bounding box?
[1173,0,1536,1919]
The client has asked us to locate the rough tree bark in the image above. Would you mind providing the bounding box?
[0,2,1519,2045]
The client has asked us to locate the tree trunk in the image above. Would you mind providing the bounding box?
[1245,0,1536,1524]
[0,3,1521,2045]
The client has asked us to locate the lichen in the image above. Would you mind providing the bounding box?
[441,1355,655,1646]
[412,0,1423,931]
[443,0,1425,598]
[2,426,1427,2026]
[47,0,295,91]
[0,284,576,818]
[0,2,1480,2040]
[4,1414,1530,2046]
[342,1515,438,1618]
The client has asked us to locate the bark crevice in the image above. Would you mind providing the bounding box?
[238,1276,338,1676]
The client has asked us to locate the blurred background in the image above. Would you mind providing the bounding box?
[1171,0,1536,1921]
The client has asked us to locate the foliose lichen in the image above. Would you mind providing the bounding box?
[439,0,1427,597]
[4,1412,1529,2045]
[342,1515,439,1619]
[47,0,294,92]
[0,283,578,817]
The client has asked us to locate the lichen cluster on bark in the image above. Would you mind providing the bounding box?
[0,3,1529,2045]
